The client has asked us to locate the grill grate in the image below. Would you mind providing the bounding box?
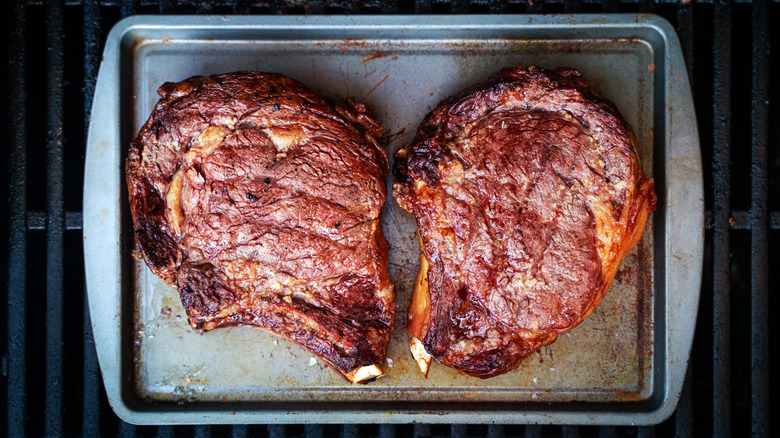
[3,0,777,437]
[749,2,769,437]
[711,1,732,436]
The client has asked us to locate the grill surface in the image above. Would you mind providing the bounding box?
[2,0,777,437]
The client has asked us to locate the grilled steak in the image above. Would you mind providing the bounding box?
[126,72,394,383]
[393,65,656,378]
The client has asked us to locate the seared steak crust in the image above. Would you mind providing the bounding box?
[126,72,394,381]
[394,65,656,378]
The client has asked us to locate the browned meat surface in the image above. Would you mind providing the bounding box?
[126,71,394,383]
[394,65,656,378]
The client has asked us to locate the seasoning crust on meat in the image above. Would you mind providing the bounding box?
[126,71,394,383]
[393,65,656,378]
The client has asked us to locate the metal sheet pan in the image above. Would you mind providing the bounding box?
[83,14,703,425]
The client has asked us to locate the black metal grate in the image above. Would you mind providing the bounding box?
[2,0,778,437]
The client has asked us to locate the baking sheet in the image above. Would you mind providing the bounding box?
[83,14,703,425]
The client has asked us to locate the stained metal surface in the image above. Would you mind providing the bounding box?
[45,1,66,435]
[749,1,770,436]
[83,14,702,425]
[6,0,28,436]
[711,2,732,437]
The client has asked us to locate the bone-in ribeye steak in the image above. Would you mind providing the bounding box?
[126,71,394,383]
[393,65,656,378]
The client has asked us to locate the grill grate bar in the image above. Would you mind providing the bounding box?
[453,424,468,438]
[122,0,137,16]
[599,426,617,438]
[601,0,619,11]
[675,363,694,436]
[451,0,469,13]
[6,0,28,436]
[676,2,694,81]
[636,426,654,436]
[232,424,248,438]
[342,424,359,438]
[305,424,323,438]
[26,212,83,230]
[157,425,175,437]
[704,210,780,229]
[194,425,212,438]
[525,424,542,438]
[45,0,66,435]
[565,0,583,13]
[82,300,100,438]
[637,426,654,438]
[268,424,285,438]
[83,1,102,435]
[414,424,430,437]
[158,0,174,13]
[83,1,100,159]
[561,425,579,438]
[237,0,254,14]
[639,0,655,11]
[750,0,769,436]
[120,420,137,438]
[712,0,733,436]
[379,424,396,438]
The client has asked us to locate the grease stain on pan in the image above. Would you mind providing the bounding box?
[366,74,390,97]
[151,365,210,403]
[362,51,387,65]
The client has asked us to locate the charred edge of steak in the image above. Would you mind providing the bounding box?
[126,149,180,285]
[397,137,446,188]
[178,263,389,374]
[437,338,550,379]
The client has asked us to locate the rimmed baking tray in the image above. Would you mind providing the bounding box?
[83,14,703,425]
